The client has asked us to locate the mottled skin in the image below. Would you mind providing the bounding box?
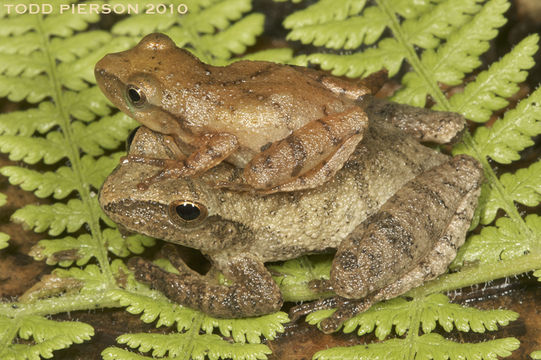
[95,33,463,193]
[99,101,483,332]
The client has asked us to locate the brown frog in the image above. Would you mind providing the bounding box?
[99,100,483,332]
[95,33,463,193]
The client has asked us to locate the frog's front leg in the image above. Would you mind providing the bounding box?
[129,249,283,318]
[368,98,465,144]
[135,133,239,190]
[244,106,368,191]
[291,155,483,332]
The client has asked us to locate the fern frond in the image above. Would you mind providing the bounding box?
[50,31,112,61]
[446,34,538,122]
[65,87,113,121]
[468,85,541,163]
[0,102,59,136]
[0,315,94,360]
[304,38,407,77]
[109,288,288,343]
[307,294,517,338]
[0,74,52,102]
[454,214,541,266]
[109,0,262,65]
[72,114,138,156]
[53,265,111,292]
[400,0,483,49]
[199,13,264,60]
[313,333,520,360]
[0,154,120,199]
[0,133,68,164]
[2,166,79,200]
[104,229,157,257]
[107,332,271,360]
[193,0,253,32]
[109,289,200,331]
[0,32,41,55]
[286,6,387,49]
[0,51,47,77]
[480,159,541,224]
[201,312,289,344]
[392,0,510,106]
[283,0,366,29]
[28,229,153,267]
[30,234,100,266]
[11,198,102,236]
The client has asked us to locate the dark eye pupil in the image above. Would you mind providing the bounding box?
[128,88,141,103]
[176,203,201,221]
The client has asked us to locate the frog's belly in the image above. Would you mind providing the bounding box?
[246,125,448,262]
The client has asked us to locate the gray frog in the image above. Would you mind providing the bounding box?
[99,100,483,332]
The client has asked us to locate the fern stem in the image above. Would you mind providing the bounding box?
[404,297,423,359]
[407,251,541,298]
[374,0,450,107]
[180,313,205,360]
[0,292,120,318]
[35,16,114,283]
[462,133,533,234]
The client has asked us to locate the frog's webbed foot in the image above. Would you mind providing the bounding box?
[244,107,368,192]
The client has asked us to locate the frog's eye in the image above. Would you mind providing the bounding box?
[169,200,208,227]
[126,85,146,108]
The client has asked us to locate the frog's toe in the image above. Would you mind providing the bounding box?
[318,298,372,334]
[127,257,154,284]
[288,297,338,322]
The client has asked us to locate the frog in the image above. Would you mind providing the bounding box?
[98,98,483,333]
[94,33,464,193]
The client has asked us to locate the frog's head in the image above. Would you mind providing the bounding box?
[98,127,254,253]
[95,33,198,136]
[99,165,255,253]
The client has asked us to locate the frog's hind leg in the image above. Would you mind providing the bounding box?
[290,155,483,332]
[368,98,466,144]
[244,107,368,192]
[129,251,283,318]
[261,132,363,194]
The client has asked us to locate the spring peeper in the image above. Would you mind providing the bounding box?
[95,33,461,193]
[99,98,483,332]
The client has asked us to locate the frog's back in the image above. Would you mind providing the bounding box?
[197,61,355,148]
[230,123,448,262]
